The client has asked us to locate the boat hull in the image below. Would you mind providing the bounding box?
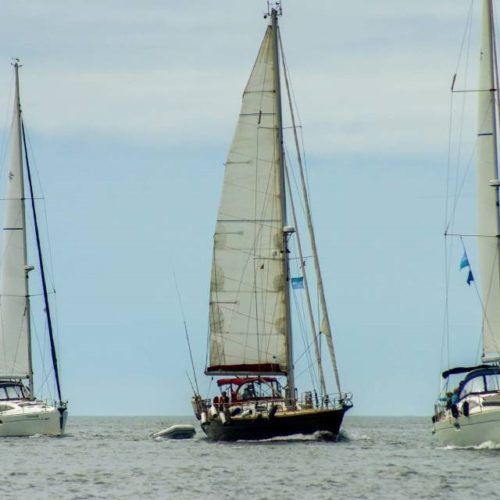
[201,406,349,442]
[0,403,67,437]
[434,408,500,447]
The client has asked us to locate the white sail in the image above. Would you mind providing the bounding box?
[0,79,31,378]
[477,0,500,362]
[207,24,288,374]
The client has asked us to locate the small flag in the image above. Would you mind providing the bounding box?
[460,251,470,270]
[467,270,474,286]
[291,277,304,289]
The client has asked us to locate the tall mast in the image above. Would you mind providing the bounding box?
[15,65,63,403]
[13,61,34,393]
[271,8,295,400]
[477,0,500,362]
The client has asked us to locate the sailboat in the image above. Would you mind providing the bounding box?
[191,4,352,441]
[0,60,67,437]
[433,0,500,447]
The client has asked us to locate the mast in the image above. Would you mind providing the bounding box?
[13,61,34,392]
[271,7,295,401]
[21,121,63,403]
[477,0,500,362]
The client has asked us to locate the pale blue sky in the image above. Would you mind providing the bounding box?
[0,0,485,415]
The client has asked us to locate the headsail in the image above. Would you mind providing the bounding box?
[207,22,288,375]
[0,68,31,379]
[476,0,500,362]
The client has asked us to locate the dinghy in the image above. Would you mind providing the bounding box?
[151,424,196,440]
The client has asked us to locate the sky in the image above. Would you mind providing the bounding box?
[0,0,487,416]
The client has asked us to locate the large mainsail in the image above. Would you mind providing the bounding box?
[477,0,500,362]
[207,22,288,375]
[0,71,31,379]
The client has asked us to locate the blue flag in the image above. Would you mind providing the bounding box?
[460,251,470,270]
[291,277,304,289]
[467,270,474,286]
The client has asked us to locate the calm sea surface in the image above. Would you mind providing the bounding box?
[1,415,499,499]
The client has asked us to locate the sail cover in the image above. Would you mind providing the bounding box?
[0,86,30,379]
[477,0,500,362]
[207,24,288,375]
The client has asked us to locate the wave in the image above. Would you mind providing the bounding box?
[438,440,500,450]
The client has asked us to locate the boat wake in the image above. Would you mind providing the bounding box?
[438,441,500,451]
[219,431,342,444]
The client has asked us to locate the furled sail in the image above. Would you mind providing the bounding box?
[0,79,31,378]
[207,23,288,375]
[477,0,500,362]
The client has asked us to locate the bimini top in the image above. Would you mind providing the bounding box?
[216,376,278,387]
[441,365,492,379]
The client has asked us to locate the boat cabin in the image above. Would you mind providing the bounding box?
[0,381,30,401]
[442,365,500,401]
[216,377,283,403]
[456,368,500,399]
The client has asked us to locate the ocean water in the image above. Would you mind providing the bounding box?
[1,415,499,499]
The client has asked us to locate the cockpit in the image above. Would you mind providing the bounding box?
[217,377,284,402]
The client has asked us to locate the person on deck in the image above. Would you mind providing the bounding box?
[220,391,229,408]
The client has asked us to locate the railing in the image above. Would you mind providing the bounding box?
[192,390,353,420]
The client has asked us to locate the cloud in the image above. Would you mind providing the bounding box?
[0,1,480,156]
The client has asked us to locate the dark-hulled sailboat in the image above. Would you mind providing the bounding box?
[191,4,352,441]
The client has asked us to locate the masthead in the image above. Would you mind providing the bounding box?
[264,1,282,19]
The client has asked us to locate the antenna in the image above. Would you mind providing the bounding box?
[173,272,200,395]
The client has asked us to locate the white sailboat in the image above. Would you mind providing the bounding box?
[191,4,352,441]
[0,61,67,437]
[433,0,500,447]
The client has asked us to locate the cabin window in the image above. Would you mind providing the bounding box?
[4,385,24,399]
[0,388,7,400]
[484,374,500,392]
[460,376,485,397]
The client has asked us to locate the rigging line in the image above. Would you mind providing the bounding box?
[21,121,62,376]
[279,29,342,395]
[278,32,313,203]
[445,2,474,235]
[459,236,493,356]
[446,233,499,237]
[452,5,474,234]
[31,319,52,401]
[173,272,200,395]
[454,1,475,78]
[445,126,479,234]
[0,71,15,182]
[22,121,58,292]
[445,80,454,234]
[285,160,326,395]
[439,237,450,393]
[186,370,196,396]
[22,120,62,403]
[292,288,318,391]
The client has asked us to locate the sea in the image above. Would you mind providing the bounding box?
[1,415,499,499]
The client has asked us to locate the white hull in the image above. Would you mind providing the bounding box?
[434,395,500,447]
[0,400,67,437]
